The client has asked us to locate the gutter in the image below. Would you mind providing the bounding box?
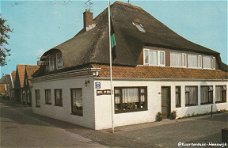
[32,68,101,82]
[95,77,228,82]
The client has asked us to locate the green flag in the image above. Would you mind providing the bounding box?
[110,18,116,60]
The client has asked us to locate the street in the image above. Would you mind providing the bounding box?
[0,101,106,148]
[0,99,227,148]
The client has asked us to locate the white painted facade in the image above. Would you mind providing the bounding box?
[32,73,228,130]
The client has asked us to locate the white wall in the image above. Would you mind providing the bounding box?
[32,77,228,130]
[32,76,95,129]
[94,80,228,130]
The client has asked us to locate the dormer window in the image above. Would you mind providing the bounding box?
[56,53,63,69]
[143,48,165,66]
[170,52,186,67]
[203,56,215,69]
[46,51,63,72]
[187,54,202,68]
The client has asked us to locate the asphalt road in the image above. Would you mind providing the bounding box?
[0,99,227,148]
[0,101,106,148]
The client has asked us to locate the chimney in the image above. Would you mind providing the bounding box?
[83,10,93,31]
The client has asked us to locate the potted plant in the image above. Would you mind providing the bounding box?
[156,112,162,121]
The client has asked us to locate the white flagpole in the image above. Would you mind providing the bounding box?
[108,0,114,133]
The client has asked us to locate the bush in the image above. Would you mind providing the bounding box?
[156,112,162,121]
[170,111,177,120]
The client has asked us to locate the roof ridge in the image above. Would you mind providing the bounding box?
[113,1,144,11]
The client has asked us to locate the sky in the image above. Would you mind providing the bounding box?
[0,0,227,75]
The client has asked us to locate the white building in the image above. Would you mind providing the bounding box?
[32,2,228,130]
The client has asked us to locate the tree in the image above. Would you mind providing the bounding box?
[0,16,12,66]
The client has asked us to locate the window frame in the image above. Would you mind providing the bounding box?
[71,88,83,116]
[170,52,187,68]
[187,54,202,69]
[54,89,63,107]
[200,86,213,105]
[175,86,181,108]
[56,52,63,70]
[114,86,148,114]
[215,85,227,103]
[202,56,216,70]
[143,48,165,66]
[185,86,198,106]
[45,89,52,105]
[35,89,40,107]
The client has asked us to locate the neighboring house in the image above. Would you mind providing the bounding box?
[14,64,38,104]
[22,65,39,105]
[10,71,16,100]
[0,74,12,99]
[32,2,227,130]
[14,65,26,103]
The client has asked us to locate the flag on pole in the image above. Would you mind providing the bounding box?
[110,15,117,60]
[108,0,114,133]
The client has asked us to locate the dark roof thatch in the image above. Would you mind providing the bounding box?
[41,1,226,71]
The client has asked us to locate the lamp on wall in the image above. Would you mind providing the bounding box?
[85,80,90,87]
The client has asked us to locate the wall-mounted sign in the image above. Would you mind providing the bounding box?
[97,89,111,96]
[95,82,101,89]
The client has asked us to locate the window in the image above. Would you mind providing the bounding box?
[114,87,147,113]
[49,55,56,71]
[132,22,146,33]
[170,52,186,67]
[144,50,149,64]
[176,86,181,107]
[45,89,51,105]
[35,89,40,107]
[54,89,62,106]
[187,54,202,68]
[71,88,83,116]
[216,86,226,103]
[201,86,213,104]
[143,49,165,66]
[203,56,215,69]
[185,86,198,106]
[56,53,63,69]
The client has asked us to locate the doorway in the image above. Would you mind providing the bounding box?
[161,87,171,118]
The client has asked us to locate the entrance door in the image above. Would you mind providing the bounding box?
[161,87,171,118]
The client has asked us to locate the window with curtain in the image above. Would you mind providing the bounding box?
[176,86,181,107]
[144,50,149,65]
[203,56,215,69]
[215,86,226,103]
[170,52,186,67]
[185,86,198,106]
[143,49,165,66]
[201,86,213,104]
[54,89,62,106]
[71,88,83,116]
[35,89,40,107]
[114,87,147,113]
[188,54,198,68]
[56,53,63,69]
[45,89,51,105]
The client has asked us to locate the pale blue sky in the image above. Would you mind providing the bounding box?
[1,0,227,75]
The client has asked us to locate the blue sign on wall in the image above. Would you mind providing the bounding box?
[95,82,101,89]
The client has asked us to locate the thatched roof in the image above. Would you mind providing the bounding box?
[41,1,226,72]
